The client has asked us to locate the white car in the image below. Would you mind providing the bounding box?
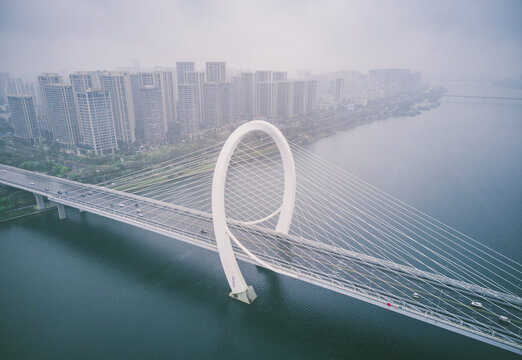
[119,203,125,207]
[499,316,510,323]
[471,301,483,309]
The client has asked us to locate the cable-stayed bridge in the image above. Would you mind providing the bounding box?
[0,121,520,354]
[443,94,522,105]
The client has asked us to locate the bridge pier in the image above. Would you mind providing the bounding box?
[230,285,257,304]
[56,203,66,220]
[34,193,46,210]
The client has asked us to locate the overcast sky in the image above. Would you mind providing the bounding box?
[1,0,521,81]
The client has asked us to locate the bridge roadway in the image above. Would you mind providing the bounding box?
[443,94,522,103]
[0,164,520,354]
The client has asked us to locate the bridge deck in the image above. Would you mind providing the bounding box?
[0,164,520,354]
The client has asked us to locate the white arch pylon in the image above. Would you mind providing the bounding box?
[211,120,296,303]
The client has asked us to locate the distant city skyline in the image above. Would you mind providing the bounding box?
[3,62,423,151]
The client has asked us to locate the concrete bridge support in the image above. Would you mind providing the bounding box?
[34,193,46,210]
[56,203,66,220]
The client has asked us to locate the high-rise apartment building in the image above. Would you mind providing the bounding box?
[7,95,41,143]
[38,73,63,90]
[0,72,10,105]
[255,71,272,83]
[202,81,234,129]
[156,71,177,129]
[7,79,38,104]
[44,83,81,148]
[273,72,288,82]
[276,81,294,118]
[76,89,118,155]
[203,83,220,129]
[176,62,195,85]
[136,71,176,131]
[185,71,204,126]
[140,85,166,143]
[178,84,200,134]
[291,80,318,115]
[335,78,345,102]
[37,73,64,132]
[206,62,226,83]
[305,80,318,113]
[256,82,277,119]
[70,71,96,95]
[176,65,203,136]
[292,81,305,115]
[7,78,24,95]
[185,71,205,88]
[234,72,256,119]
[129,74,143,138]
[100,72,136,143]
[219,82,234,125]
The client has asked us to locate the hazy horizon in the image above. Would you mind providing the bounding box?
[1,0,521,81]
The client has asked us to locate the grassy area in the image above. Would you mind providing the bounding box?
[0,185,40,222]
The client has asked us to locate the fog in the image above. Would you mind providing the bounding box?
[1,0,521,80]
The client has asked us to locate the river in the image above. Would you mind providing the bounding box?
[1,82,520,359]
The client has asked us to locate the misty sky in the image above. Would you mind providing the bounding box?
[1,0,521,80]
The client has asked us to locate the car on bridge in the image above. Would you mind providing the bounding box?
[471,301,483,309]
[499,316,510,323]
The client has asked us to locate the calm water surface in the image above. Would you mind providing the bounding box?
[1,82,521,359]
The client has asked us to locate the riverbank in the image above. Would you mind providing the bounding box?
[282,87,444,145]
[0,205,56,223]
